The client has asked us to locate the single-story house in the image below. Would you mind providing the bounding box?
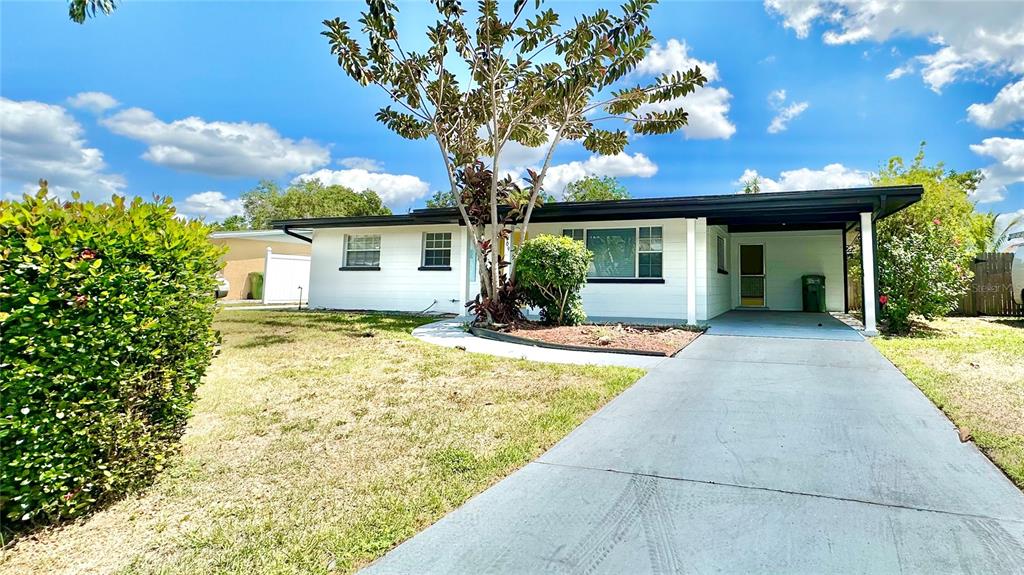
[209,230,312,302]
[271,185,923,335]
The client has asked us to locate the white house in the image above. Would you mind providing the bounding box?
[272,185,923,335]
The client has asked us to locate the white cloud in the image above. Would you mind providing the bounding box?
[292,168,430,207]
[886,63,914,80]
[543,153,658,196]
[766,89,810,134]
[0,97,125,201]
[970,137,1024,203]
[337,156,384,171]
[101,107,330,178]
[177,191,243,222]
[633,39,736,140]
[735,163,871,193]
[66,91,120,114]
[764,0,824,38]
[967,79,1024,129]
[765,0,1024,112]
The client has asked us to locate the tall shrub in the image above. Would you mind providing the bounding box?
[516,235,592,326]
[853,144,980,333]
[0,185,224,528]
[877,219,972,334]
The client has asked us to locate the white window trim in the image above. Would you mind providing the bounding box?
[563,226,663,279]
[343,234,381,268]
[421,231,453,269]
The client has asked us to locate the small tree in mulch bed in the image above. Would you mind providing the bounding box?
[516,234,592,326]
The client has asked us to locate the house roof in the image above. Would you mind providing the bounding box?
[209,229,313,244]
[270,185,923,232]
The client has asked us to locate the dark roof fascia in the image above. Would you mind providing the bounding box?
[271,185,923,230]
[271,213,460,229]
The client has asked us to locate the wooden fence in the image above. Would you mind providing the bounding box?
[845,252,1021,317]
[955,252,1022,317]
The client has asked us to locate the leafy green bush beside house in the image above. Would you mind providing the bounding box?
[516,235,593,326]
[0,184,224,529]
[851,144,983,334]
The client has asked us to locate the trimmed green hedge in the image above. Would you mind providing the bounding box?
[0,187,224,527]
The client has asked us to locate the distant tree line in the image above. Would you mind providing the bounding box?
[425,175,630,208]
[212,179,391,231]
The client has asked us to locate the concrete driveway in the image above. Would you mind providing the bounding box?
[365,333,1024,574]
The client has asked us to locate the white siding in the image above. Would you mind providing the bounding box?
[729,229,844,312]
[705,225,732,319]
[308,224,465,314]
[529,218,687,320]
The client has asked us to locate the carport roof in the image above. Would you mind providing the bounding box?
[271,184,922,231]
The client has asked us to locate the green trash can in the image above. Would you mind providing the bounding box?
[802,275,826,312]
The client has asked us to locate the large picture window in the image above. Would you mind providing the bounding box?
[422,232,452,268]
[564,226,663,279]
[587,228,636,278]
[344,234,380,268]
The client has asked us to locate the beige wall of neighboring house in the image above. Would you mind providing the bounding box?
[211,235,311,300]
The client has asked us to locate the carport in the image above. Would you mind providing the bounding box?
[699,186,923,335]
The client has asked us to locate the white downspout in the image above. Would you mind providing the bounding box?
[860,211,878,336]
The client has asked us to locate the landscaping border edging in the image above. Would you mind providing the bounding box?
[468,325,681,357]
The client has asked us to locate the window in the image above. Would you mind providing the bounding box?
[716,235,728,274]
[569,226,664,279]
[422,232,452,268]
[344,234,380,268]
[638,226,663,278]
[562,228,584,242]
[587,228,637,278]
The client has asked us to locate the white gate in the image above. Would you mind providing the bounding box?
[262,249,311,304]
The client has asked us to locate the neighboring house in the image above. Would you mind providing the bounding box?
[271,186,922,335]
[209,230,312,303]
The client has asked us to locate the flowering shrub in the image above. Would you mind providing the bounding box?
[0,185,223,528]
[515,235,593,326]
[877,218,972,334]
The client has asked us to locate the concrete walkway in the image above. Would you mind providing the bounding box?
[364,333,1024,574]
[412,317,669,369]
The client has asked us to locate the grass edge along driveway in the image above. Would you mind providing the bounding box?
[1,310,643,575]
[872,316,1024,489]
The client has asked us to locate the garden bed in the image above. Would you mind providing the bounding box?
[473,322,703,357]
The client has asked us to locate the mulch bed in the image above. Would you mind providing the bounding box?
[505,321,702,356]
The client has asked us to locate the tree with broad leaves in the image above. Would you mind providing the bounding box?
[563,175,629,202]
[323,0,707,324]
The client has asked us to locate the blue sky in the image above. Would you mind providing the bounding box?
[1,1,1022,230]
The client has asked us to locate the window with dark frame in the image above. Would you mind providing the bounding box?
[422,232,452,268]
[344,234,381,268]
[638,226,663,278]
[564,226,663,279]
[716,235,728,274]
[562,228,584,242]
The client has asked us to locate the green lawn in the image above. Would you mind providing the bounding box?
[872,317,1024,489]
[1,311,642,575]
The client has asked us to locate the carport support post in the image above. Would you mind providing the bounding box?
[686,218,697,326]
[859,212,878,336]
